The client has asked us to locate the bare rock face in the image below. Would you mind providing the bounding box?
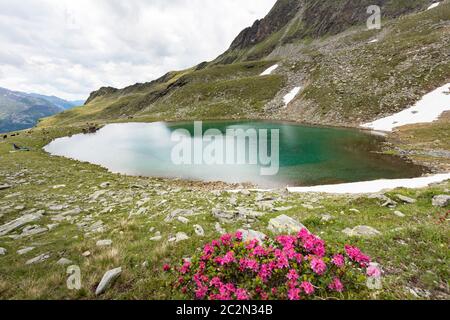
[85,86,118,105]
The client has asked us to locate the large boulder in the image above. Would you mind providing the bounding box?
[268,215,308,234]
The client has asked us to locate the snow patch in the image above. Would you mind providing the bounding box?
[427,2,440,10]
[287,174,450,194]
[362,83,450,132]
[260,64,279,76]
[283,87,301,107]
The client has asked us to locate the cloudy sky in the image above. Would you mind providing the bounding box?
[0,0,276,101]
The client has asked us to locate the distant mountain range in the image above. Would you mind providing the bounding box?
[0,87,84,133]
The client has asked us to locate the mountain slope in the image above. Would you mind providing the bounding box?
[0,87,83,133]
[41,0,449,128]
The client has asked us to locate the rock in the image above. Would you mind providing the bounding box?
[90,190,107,201]
[215,222,226,235]
[177,216,190,224]
[369,194,397,208]
[302,204,314,210]
[342,226,382,238]
[0,212,43,236]
[100,182,111,188]
[96,239,113,247]
[82,251,91,257]
[268,215,308,234]
[238,229,267,244]
[165,209,194,222]
[52,185,66,189]
[240,190,251,196]
[169,232,189,243]
[48,204,64,211]
[274,206,293,212]
[321,214,334,222]
[0,184,12,190]
[394,211,405,218]
[396,195,416,204]
[17,247,35,255]
[0,247,6,255]
[194,225,205,237]
[212,208,238,223]
[349,208,360,213]
[10,225,48,239]
[57,258,73,266]
[150,235,162,241]
[432,195,450,207]
[26,253,50,265]
[95,267,122,296]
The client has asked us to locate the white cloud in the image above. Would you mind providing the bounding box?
[0,0,276,100]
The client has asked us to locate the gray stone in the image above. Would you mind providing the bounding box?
[369,194,397,207]
[48,204,64,211]
[95,267,122,296]
[26,252,50,265]
[215,222,226,235]
[17,247,35,255]
[57,258,73,266]
[90,190,107,200]
[212,208,238,223]
[100,182,111,188]
[0,184,12,190]
[238,229,267,244]
[0,212,43,236]
[0,247,6,255]
[82,251,91,257]
[10,225,48,239]
[150,235,162,241]
[432,195,450,207]
[169,232,189,243]
[177,216,190,224]
[321,214,334,222]
[165,209,195,222]
[194,225,205,237]
[268,215,308,234]
[342,226,382,238]
[394,211,405,218]
[96,239,113,247]
[396,195,416,204]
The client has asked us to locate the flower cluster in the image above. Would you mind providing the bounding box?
[166,230,376,300]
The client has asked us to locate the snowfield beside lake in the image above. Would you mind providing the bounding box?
[260,64,279,76]
[287,174,450,194]
[362,83,450,132]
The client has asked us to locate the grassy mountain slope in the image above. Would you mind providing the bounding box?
[41,0,449,129]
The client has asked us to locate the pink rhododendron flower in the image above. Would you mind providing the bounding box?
[345,245,371,267]
[195,285,208,299]
[235,231,243,241]
[288,287,301,300]
[236,288,250,300]
[180,260,191,274]
[222,251,236,265]
[287,269,299,281]
[220,234,233,246]
[301,281,315,295]
[310,257,327,275]
[332,254,345,268]
[328,278,344,292]
[163,264,171,272]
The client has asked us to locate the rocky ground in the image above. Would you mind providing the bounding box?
[0,126,448,300]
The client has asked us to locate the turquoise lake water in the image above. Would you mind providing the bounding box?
[44,121,424,187]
